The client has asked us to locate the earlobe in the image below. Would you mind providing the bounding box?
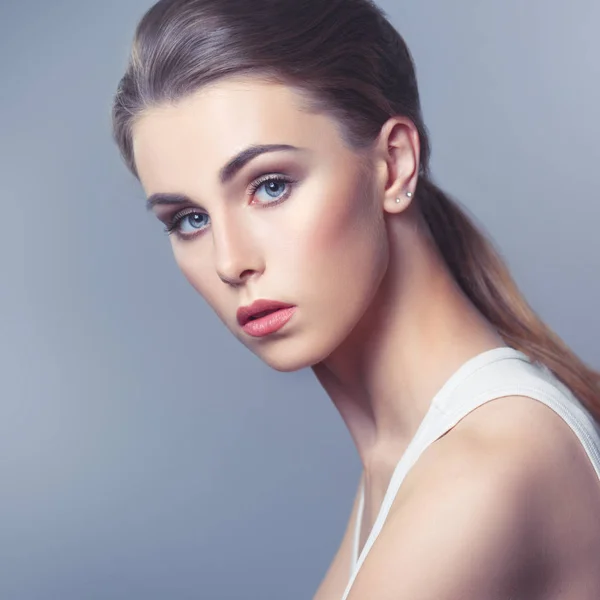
[384,189,414,214]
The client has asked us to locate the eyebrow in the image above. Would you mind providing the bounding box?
[145,143,304,210]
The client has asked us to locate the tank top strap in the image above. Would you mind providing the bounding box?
[430,350,600,478]
[350,481,364,570]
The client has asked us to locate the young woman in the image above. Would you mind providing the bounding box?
[111,1,600,598]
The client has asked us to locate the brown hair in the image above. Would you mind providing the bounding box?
[111,0,600,420]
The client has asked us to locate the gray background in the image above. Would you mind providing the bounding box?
[1,1,598,598]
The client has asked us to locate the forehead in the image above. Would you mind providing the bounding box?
[132,78,345,191]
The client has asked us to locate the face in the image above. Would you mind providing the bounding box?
[132,77,393,371]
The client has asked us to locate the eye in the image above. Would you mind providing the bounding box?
[164,209,209,239]
[250,175,294,205]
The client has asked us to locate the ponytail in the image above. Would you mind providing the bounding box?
[417,177,600,421]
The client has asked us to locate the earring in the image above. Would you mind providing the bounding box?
[396,191,413,203]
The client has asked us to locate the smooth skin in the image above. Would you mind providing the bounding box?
[132,77,600,599]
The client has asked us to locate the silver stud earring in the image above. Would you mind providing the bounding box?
[406,191,413,198]
[395,197,401,203]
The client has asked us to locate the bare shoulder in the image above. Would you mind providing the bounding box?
[446,393,600,516]
[347,395,600,600]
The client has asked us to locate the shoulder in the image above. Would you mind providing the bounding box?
[348,395,599,600]
[445,392,600,497]
[402,393,588,509]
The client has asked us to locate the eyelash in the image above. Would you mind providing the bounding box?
[163,174,297,240]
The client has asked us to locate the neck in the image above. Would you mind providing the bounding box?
[311,211,505,498]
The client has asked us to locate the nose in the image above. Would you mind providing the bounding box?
[212,215,263,286]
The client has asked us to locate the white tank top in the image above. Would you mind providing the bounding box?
[342,346,600,600]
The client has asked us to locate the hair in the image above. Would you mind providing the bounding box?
[111,0,600,421]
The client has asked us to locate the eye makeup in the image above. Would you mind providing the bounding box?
[162,172,298,241]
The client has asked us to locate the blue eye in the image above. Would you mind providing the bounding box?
[254,178,288,203]
[164,211,209,238]
[178,212,209,233]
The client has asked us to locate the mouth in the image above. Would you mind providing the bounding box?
[236,299,297,337]
[236,299,295,326]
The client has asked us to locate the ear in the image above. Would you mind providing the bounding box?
[373,117,421,215]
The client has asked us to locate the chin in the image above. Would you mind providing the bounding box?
[254,337,336,373]
[259,349,316,373]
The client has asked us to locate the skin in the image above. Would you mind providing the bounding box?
[132,77,600,599]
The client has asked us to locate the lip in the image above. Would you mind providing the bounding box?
[236,299,296,327]
[240,306,296,338]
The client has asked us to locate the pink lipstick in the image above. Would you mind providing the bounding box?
[237,299,296,338]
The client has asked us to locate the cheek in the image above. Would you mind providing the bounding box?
[300,183,387,287]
